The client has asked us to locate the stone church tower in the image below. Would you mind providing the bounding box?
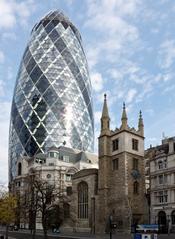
[70,94,148,233]
[97,94,147,232]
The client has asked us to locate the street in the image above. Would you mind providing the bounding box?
[0,230,175,239]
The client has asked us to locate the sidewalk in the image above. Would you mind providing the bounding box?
[1,228,175,239]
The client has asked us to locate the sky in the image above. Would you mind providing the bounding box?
[0,0,175,184]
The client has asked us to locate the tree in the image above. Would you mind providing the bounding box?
[0,190,17,239]
[33,179,61,239]
[22,171,66,239]
[15,167,68,239]
[47,204,64,231]
[18,171,40,239]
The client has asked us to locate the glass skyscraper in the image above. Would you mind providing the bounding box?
[9,10,94,180]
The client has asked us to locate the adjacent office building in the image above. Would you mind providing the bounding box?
[9,10,94,181]
[11,146,98,229]
[146,137,175,232]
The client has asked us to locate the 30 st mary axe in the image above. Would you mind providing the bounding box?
[9,11,94,180]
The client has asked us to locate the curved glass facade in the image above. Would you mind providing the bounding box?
[9,11,94,180]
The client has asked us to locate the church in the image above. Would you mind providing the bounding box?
[69,94,149,233]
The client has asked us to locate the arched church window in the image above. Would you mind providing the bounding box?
[78,181,88,219]
[133,181,139,194]
[172,210,175,224]
[18,162,22,176]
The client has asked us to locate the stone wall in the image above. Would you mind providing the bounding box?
[71,169,98,232]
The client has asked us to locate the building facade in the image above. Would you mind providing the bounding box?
[146,137,175,233]
[71,95,148,233]
[10,146,98,229]
[9,10,94,182]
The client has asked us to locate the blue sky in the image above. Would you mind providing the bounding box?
[0,0,175,184]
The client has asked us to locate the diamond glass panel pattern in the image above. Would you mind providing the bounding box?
[9,10,94,181]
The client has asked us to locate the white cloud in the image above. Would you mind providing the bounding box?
[0,0,16,28]
[94,128,99,153]
[0,81,5,97]
[7,67,13,80]
[108,69,123,81]
[0,0,36,29]
[158,39,175,69]
[2,32,17,40]
[86,47,100,69]
[91,72,104,92]
[94,111,102,124]
[0,101,11,185]
[84,0,140,67]
[0,51,5,63]
[84,0,175,112]
[126,88,137,103]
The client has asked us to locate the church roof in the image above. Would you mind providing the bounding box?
[72,168,98,179]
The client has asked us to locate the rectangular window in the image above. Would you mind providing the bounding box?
[159,175,163,184]
[112,139,119,151]
[158,159,167,170]
[112,158,119,170]
[158,191,164,203]
[154,192,157,203]
[164,175,167,184]
[63,155,70,163]
[133,158,139,170]
[49,152,55,158]
[48,163,54,166]
[158,161,163,169]
[164,191,168,202]
[158,191,168,203]
[164,159,167,168]
[132,139,139,151]
[65,174,72,181]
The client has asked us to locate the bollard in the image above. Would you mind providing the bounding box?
[110,230,112,239]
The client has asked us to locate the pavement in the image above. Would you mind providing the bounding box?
[0,229,175,239]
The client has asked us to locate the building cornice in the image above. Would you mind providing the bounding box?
[111,129,145,139]
[150,166,175,176]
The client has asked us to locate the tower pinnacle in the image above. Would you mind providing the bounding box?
[100,94,110,135]
[102,94,109,118]
[121,102,128,130]
[138,110,144,136]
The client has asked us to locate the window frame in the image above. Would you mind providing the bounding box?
[132,138,139,151]
[112,138,119,151]
[78,182,88,219]
[18,162,22,176]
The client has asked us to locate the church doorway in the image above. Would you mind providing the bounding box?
[158,211,167,233]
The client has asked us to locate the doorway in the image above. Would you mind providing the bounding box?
[158,211,167,233]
